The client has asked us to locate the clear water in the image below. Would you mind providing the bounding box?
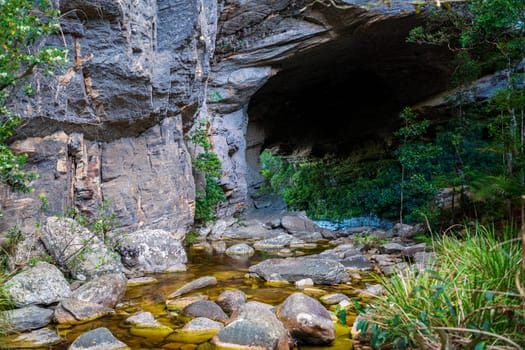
[10,244,373,349]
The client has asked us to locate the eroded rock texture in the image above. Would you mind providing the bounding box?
[1,0,455,235]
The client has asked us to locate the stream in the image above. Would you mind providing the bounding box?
[51,241,373,350]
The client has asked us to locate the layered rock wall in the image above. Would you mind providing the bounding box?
[2,0,220,233]
[2,0,456,234]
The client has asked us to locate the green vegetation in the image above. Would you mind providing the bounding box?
[189,121,226,224]
[259,108,442,224]
[357,224,524,349]
[0,0,67,193]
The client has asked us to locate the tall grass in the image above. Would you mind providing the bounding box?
[357,224,524,349]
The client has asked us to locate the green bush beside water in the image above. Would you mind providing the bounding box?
[357,224,524,349]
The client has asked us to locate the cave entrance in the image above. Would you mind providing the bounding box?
[245,15,454,194]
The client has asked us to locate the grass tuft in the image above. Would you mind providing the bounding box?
[357,223,524,349]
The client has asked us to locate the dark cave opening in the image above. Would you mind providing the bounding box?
[245,14,456,191]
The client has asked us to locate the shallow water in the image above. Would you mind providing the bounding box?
[48,243,372,349]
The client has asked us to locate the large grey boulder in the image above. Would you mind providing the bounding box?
[249,257,349,285]
[212,301,290,350]
[1,305,54,333]
[276,293,335,345]
[117,229,187,273]
[70,273,127,308]
[5,261,71,307]
[41,217,123,280]
[68,327,129,350]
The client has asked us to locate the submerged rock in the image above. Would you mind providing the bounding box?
[0,328,61,349]
[5,261,71,307]
[168,276,217,298]
[68,327,129,350]
[212,301,290,350]
[167,317,224,344]
[125,311,173,337]
[276,293,335,345]
[166,295,209,311]
[249,257,348,285]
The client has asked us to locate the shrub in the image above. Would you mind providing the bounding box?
[357,224,524,349]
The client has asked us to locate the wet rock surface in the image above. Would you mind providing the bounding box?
[212,301,290,350]
[68,327,129,350]
[277,292,335,345]
[249,257,349,285]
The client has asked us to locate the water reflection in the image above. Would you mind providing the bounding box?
[52,244,367,349]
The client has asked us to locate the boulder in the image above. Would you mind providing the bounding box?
[281,214,322,238]
[71,273,127,308]
[390,223,421,240]
[215,290,247,314]
[253,235,293,250]
[182,300,229,322]
[168,276,217,298]
[68,327,129,350]
[276,293,335,345]
[5,261,71,307]
[249,257,348,285]
[1,305,53,333]
[41,217,123,280]
[54,298,113,324]
[225,243,255,257]
[117,229,187,273]
[379,242,406,254]
[212,301,290,350]
[339,255,373,271]
[222,220,284,240]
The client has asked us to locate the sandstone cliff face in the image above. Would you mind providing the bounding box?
[2,0,454,234]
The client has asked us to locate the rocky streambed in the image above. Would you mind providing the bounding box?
[0,208,432,349]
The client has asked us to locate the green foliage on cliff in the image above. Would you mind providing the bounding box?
[190,122,226,224]
[0,0,67,192]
